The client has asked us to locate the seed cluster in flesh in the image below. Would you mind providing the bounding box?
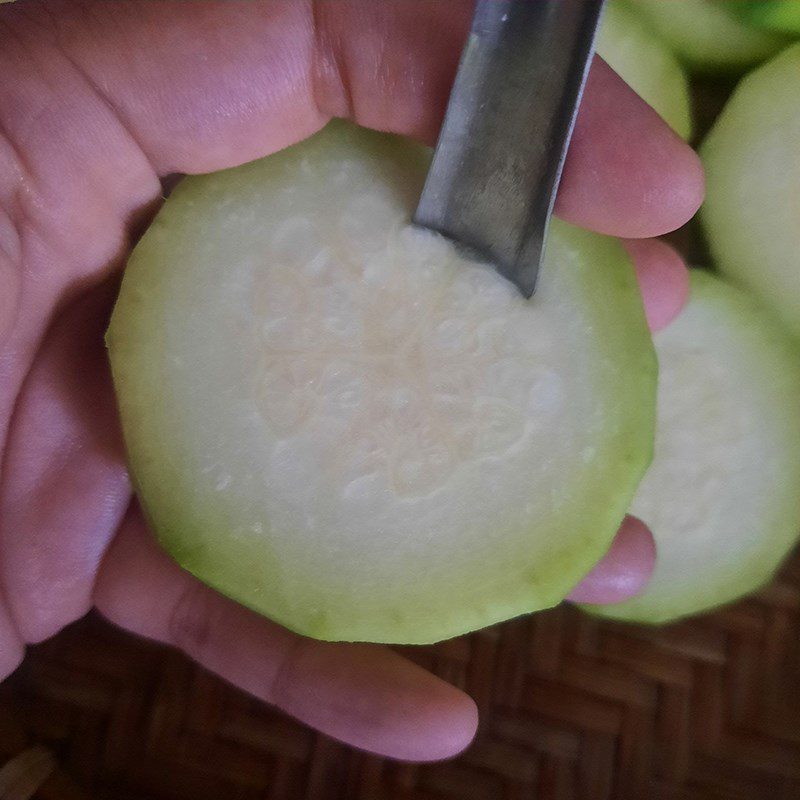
[252,205,564,501]
[107,122,656,642]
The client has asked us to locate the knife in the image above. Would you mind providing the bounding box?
[413,0,605,298]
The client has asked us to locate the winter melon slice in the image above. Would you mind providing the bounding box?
[588,271,800,623]
[702,43,800,339]
[107,121,656,644]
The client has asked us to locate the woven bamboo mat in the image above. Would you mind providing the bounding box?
[1,546,798,800]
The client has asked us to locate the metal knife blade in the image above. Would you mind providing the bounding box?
[413,0,605,298]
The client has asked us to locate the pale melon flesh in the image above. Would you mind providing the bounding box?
[107,121,655,644]
[588,271,800,623]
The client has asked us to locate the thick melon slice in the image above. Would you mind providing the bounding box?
[596,0,693,139]
[107,121,655,645]
[627,0,787,72]
[702,43,800,339]
[587,271,800,624]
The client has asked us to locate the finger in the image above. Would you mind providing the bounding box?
[626,237,691,332]
[555,59,704,238]
[0,282,131,644]
[93,507,478,763]
[5,0,702,237]
[567,515,656,604]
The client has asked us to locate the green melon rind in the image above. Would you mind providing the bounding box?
[627,0,788,73]
[596,0,693,139]
[584,270,800,624]
[507,223,656,630]
[107,122,656,644]
[701,42,800,339]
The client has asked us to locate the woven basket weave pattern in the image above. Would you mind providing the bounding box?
[1,548,798,800]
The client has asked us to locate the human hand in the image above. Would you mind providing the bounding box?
[0,0,702,761]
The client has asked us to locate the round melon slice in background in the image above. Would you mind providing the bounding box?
[626,0,788,72]
[596,0,693,139]
[702,43,800,338]
[106,121,656,645]
[586,271,800,624]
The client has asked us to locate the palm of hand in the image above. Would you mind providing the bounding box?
[0,0,702,762]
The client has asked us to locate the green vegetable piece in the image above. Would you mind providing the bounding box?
[107,121,656,644]
[702,43,800,338]
[587,271,800,623]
